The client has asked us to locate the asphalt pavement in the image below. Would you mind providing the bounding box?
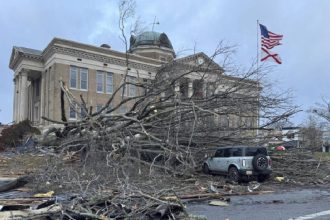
[187,187,330,220]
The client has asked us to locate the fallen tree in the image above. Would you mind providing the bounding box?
[32,1,299,218]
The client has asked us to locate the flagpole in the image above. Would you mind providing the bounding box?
[256,19,260,139]
[257,19,259,74]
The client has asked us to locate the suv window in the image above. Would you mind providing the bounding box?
[214,149,224,157]
[232,148,243,157]
[245,147,268,156]
[223,149,231,157]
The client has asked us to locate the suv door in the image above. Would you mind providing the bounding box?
[220,148,232,172]
[230,147,243,169]
[209,149,224,172]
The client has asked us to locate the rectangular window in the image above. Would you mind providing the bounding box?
[232,148,243,157]
[70,66,78,89]
[106,72,113,94]
[80,107,87,118]
[220,115,229,128]
[119,105,127,114]
[96,71,104,93]
[96,104,103,112]
[223,149,231,157]
[214,149,224,157]
[245,147,268,156]
[127,76,136,97]
[69,105,77,119]
[193,80,204,98]
[80,68,88,90]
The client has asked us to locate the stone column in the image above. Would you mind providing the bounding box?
[17,74,21,122]
[13,77,17,122]
[188,79,193,98]
[19,71,28,121]
[40,72,45,125]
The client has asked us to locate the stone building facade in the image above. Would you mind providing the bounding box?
[9,31,258,129]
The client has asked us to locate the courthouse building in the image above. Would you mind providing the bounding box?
[9,31,258,128]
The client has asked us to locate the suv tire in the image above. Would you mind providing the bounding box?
[203,163,210,174]
[252,154,268,171]
[228,166,241,182]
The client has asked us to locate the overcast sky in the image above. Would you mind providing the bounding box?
[1,0,329,125]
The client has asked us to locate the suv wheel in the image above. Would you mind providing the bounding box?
[228,166,241,182]
[252,154,268,171]
[203,163,210,174]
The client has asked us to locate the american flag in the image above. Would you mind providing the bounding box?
[259,24,283,64]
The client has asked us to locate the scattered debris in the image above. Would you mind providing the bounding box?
[271,150,330,185]
[208,183,219,193]
[33,190,54,198]
[0,176,28,192]
[247,181,261,192]
[188,214,208,220]
[275,176,285,182]
[0,203,61,219]
[208,200,229,206]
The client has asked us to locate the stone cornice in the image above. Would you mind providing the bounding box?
[9,48,43,70]
[44,45,159,73]
[42,38,162,72]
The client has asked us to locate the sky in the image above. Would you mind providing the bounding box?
[1,0,329,125]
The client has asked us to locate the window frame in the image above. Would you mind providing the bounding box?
[70,66,78,89]
[80,107,87,118]
[69,105,77,120]
[80,68,88,91]
[223,149,231,157]
[127,76,137,97]
[106,72,113,94]
[96,71,104,93]
[119,105,127,114]
[232,148,243,157]
[96,104,103,113]
[214,149,224,157]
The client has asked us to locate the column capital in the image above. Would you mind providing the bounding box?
[20,69,29,76]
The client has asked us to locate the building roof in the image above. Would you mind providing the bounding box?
[129,31,174,51]
[13,46,42,56]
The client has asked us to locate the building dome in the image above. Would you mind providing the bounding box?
[129,31,174,51]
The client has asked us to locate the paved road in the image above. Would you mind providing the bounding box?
[187,187,330,220]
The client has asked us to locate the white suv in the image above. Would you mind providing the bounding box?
[202,146,272,182]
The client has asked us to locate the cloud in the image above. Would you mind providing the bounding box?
[1,0,330,124]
